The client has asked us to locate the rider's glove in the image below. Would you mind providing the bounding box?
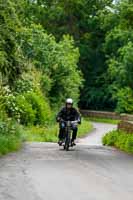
[78,119,81,124]
[56,117,61,122]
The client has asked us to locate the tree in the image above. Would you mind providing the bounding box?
[103,0,133,113]
[18,24,83,106]
[0,0,26,85]
[25,0,115,110]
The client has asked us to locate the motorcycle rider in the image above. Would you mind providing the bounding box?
[56,98,81,146]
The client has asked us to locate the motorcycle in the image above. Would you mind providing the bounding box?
[59,120,79,151]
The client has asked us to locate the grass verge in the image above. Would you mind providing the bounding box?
[102,130,133,154]
[0,118,93,156]
[0,134,22,156]
[0,120,23,156]
[23,118,93,142]
[89,117,120,124]
[78,119,93,138]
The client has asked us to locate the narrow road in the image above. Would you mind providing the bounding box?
[0,123,133,200]
[78,122,117,145]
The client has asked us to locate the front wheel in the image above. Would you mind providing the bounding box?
[65,143,69,151]
[64,127,71,151]
[63,142,69,151]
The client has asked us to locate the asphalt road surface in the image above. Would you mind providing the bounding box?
[0,122,133,200]
[78,122,117,145]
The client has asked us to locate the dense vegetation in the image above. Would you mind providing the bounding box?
[23,119,93,142]
[0,0,87,155]
[30,0,133,112]
[103,130,133,153]
[0,0,132,154]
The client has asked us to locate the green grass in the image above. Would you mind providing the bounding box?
[23,125,58,142]
[89,117,120,124]
[0,134,22,156]
[0,120,23,156]
[78,119,93,138]
[102,130,133,154]
[24,118,93,142]
[0,118,93,156]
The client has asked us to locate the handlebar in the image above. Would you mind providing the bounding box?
[60,119,79,123]
[60,119,80,126]
[57,117,81,125]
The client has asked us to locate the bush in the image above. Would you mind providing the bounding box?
[5,94,36,125]
[115,87,133,114]
[5,90,52,126]
[102,131,119,146]
[20,25,83,106]
[0,118,23,155]
[25,91,51,125]
[125,135,133,152]
[0,118,22,136]
[13,76,33,94]
[102,130,133,153]
[0,135,22,155]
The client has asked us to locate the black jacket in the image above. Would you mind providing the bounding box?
[56,107,81,122]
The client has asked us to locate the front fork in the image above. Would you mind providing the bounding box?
[65,127,71,145]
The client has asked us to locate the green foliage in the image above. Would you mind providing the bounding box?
[0,118,22,136]
[19,24,83,105]
[23,125,58,142]
[0,0,26,84]
[0,0,133,155]
[107,39,133,88]
[103,130,133,153]
[125,135,133,153]
[0,134,22,155]
[2,65,52,127]
[0,76,6,111]
[24,118,93,142]
[102,130,119,146]
[13,75,33,94]
[5,94,36,125]
[30,0,114,110]
[89,117,119,125]
[25,91,51,125]
[0,118,23,155]
[5,91,52,126]
[78,118,93,138]
[115,87,133,114]
[48,35,83,105]
[102,1,133,113]
[29,0,133,112]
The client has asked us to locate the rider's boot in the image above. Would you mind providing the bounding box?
[58,140,63,146]
[71,139,76,146]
